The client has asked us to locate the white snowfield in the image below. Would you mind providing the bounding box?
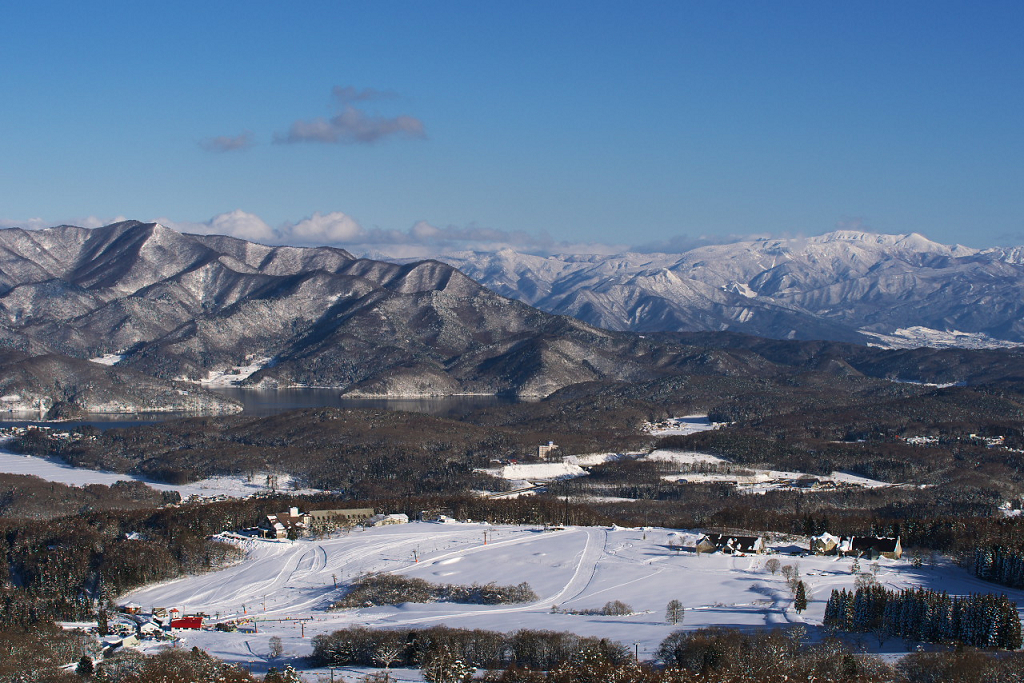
[118,522,1024,676]
[0,448,321,500]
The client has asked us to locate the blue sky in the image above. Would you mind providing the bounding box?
[1,1,1022,253]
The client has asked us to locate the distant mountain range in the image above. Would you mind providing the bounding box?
[437,231,1024,348]
[2,221,1023,414]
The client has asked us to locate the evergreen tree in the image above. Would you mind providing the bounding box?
[794,582,807,613]
[76,655,94,677]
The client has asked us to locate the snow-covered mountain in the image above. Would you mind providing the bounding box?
[438,231,1024,348]
[0,221,754,399]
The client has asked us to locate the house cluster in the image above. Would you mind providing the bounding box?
[101,603,199,654]
[695,533,766,556]
[260,507,410,539]
[809,532,902,559]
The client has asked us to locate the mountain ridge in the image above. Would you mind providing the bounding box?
[435,230,1024,348]
[0,222,708,399]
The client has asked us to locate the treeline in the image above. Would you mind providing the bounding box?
[311,624,634,670]
[974,545,1024,589]
[0,496,288,628]
[332,573,537,608]
[823,586,1022,649]
[313,623,1024,683]
[0,473,179,520]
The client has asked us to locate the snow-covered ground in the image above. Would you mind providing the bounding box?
[647,449,890,492]
[89,354,126,366]
[863,326,1023,350]
[0,447,322,500]
[92,353,276,386]
[116,522,1024,679]
[645,414,722,437]
[483,442,890,497]
[199,357,275,387]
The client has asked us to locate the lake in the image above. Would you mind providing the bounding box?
[0,388,525,431]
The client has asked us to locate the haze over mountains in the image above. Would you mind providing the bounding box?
[1,221,1023,415]
[438,231,1024,348]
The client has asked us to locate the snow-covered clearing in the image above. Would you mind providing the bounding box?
[0,447,321,500]
[117,522,1024,678]
[199,357,274,387]
[484,444,890,497]
[89,353,126,366]
[645,414,721,436]
[649,448,890,492]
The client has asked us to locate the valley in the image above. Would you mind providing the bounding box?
[3,222,1024,681]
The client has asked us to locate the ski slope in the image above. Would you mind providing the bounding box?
[117,522,1024,677]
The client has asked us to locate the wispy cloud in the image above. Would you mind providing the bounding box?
[275,86,425,145]
[275,106,425,145]
[630,233,764,254]
[200,131,255,153]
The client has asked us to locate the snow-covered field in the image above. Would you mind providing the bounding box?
[646,449,890,492]
[116,521,1024,680]
[645,414,722,437]
[0,447,321,500]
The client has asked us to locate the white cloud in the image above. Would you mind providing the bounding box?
[0,211,629,257]
[162,210,275,242]
[288,212,365,242]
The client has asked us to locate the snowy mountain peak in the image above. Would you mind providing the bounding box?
[439,230,1024,347]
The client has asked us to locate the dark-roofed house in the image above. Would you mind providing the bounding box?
[696,533,765,555]
[841,536,902,560]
